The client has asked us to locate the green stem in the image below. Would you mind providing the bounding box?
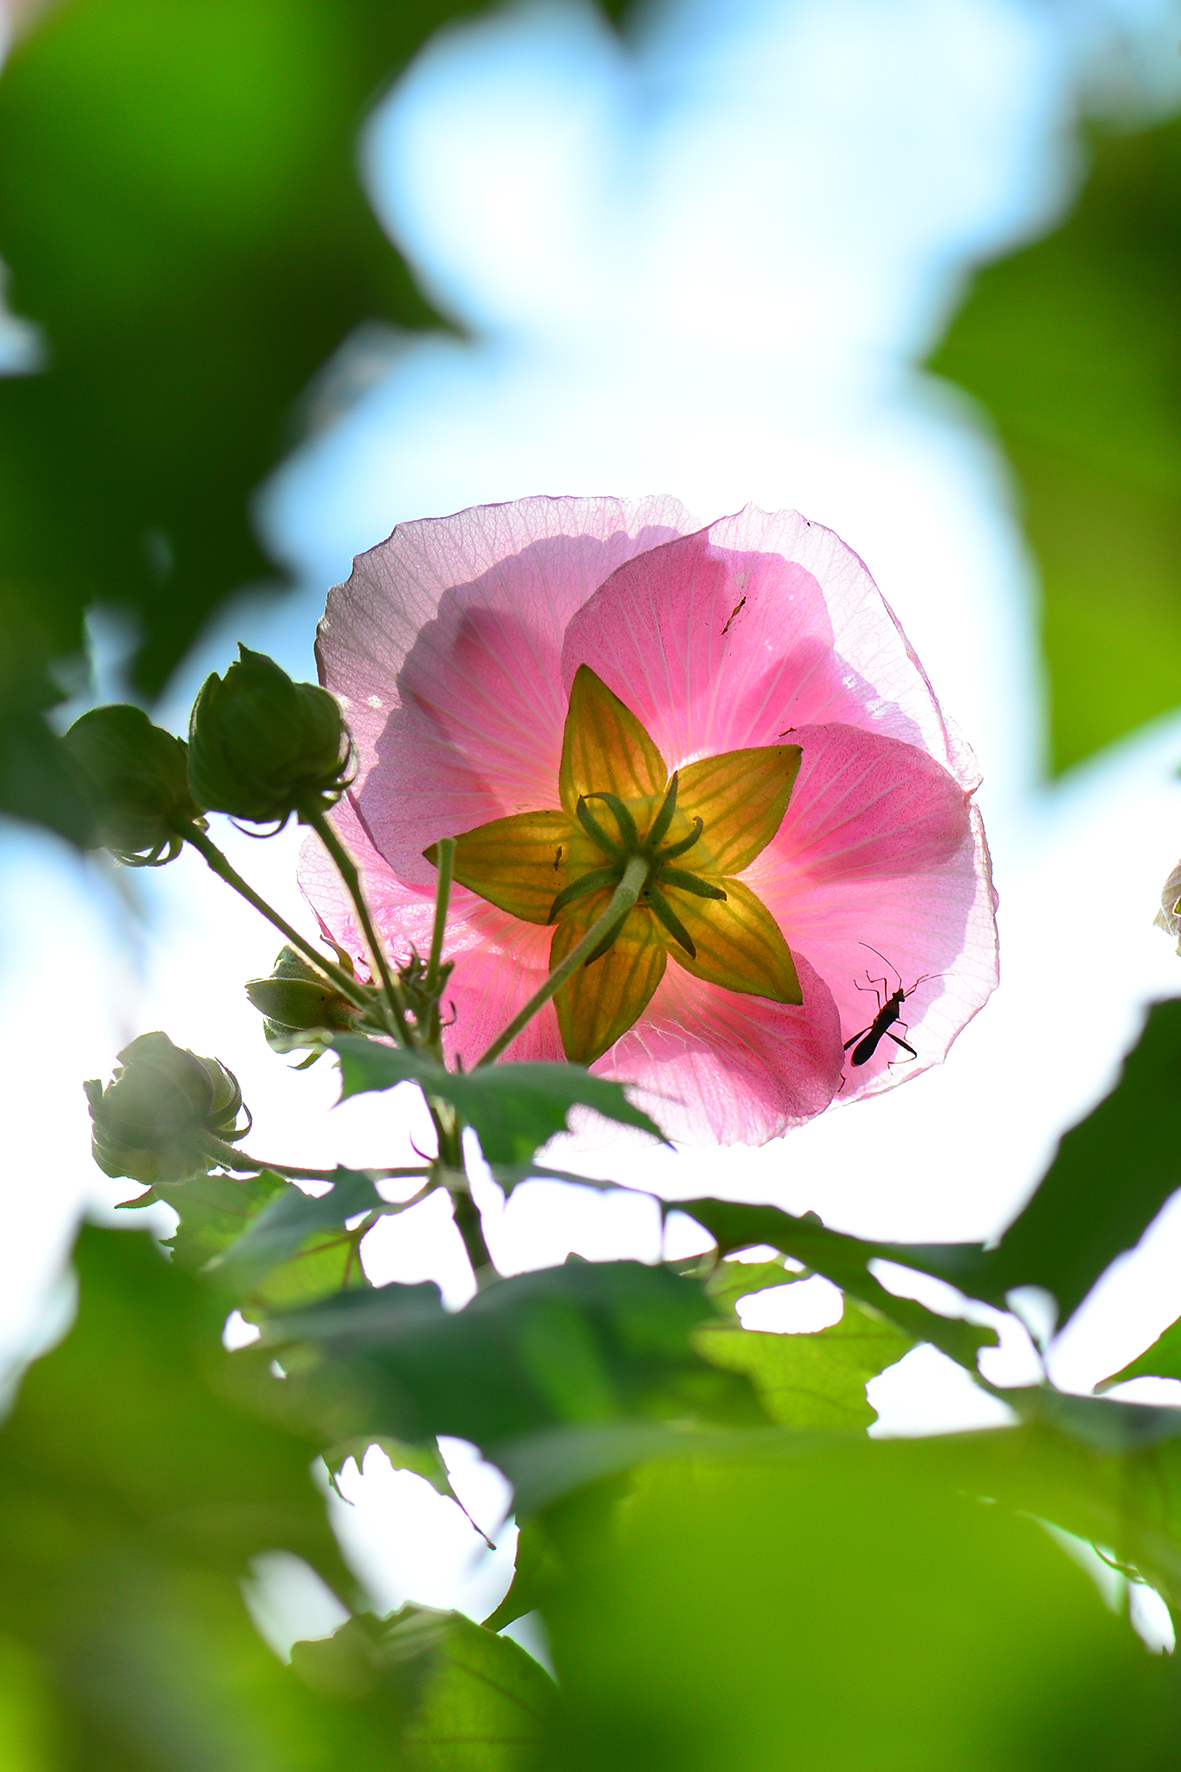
[427,836,455,992]
[201,1137,430,1186]
[181,823,372,1018]
[474,854,649,1067]
[426,836,455,1052]
[301,801,412,1046]
[429,1103,498,1286]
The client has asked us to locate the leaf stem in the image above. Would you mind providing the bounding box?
[199,1136,431,1186]
[180,823,373,1017]
[300,801,412,1046]
[474,854,649,1067]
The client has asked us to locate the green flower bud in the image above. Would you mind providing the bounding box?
[245,975,361,1033]
[187,645,351,826]
[62,705,205,865]
[85,1031,248,1185]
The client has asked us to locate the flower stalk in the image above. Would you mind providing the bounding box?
[475,854,651,1067]
[298,797,413,1046]
[180,822,376,1019]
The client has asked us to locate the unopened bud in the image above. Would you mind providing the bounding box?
[85,1031,248,1185]
[187,645,350,826]
[63,705,204,865]
[246,952,361,1033]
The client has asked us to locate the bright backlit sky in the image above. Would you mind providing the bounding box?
[4,0,1181,1629]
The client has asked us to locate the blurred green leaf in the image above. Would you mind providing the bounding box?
[334,1036,667,1165]
[262,1259,766,1455]
[0,0,495,839]
[983,999,1181,1329]
[1103,1316,1181,1388]
[0,589,96,842]
[0,1222,414,1770]
[483,1518,562,1633]
[930,116,1181,770]
[678,1197,996,1369]
[291,1603,556,1769]
[324,1432,450,1493]
[704,1255,802,1317]
[533,1436,1181,1771]
[695,1296,912,1431]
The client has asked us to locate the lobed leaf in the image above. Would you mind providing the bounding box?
[695,1296,912,1431]
[333,1035,667,1164]
[259,1259,767,1456]
[678,1197,997,1370]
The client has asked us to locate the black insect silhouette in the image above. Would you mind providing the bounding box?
[843,945,938,1068]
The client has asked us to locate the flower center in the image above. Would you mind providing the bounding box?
[548,771,726,962]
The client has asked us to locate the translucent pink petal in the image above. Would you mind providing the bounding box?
[594,950,844,1145]
[561,507,978,789]
[763,722,974,884]
[318,495,693,883]
[750,805,997,1100]
[439,915,564,1068]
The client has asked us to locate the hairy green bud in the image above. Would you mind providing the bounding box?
[85,1031,248,1185]
[187,645,350,825]
[62,705,205,865]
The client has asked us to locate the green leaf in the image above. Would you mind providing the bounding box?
[262,1260,767,1456]
[333,1035,667,1165]
[483,1517,562,1633]
[125,1166,380,1314]
[291,1604,556,1769]
[120,1167,287,1271]
[678,1198,997,1370]
[205,1167,380,1297]
[982,999,1181,1329]
[405,1609,556,1770]
[0,1,462,706]
[531,1434,1181,1771]
[704,1256,802,1318]
[1102,1317,1181,1390]
[323,1434,492,1545]
[695,1297,913,1431]
[488,1163,649,1197]
[0,1223,409,1769]
[930,116,1181,771]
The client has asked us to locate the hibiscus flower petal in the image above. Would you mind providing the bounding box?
[595,949,843,1145]
[559,664,668,813]
[551,898,668,1064]
[319,495,693,883]
[759,722,972,885]
[760,805,997,1099]
[677,744,801,874]
[663,877,802,1005]
[561,506,977,788]
[433,809,572,925]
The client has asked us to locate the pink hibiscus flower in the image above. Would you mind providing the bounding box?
[301,496,997,1144]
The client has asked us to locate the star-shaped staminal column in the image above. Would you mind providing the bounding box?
[425,666,804,1063]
